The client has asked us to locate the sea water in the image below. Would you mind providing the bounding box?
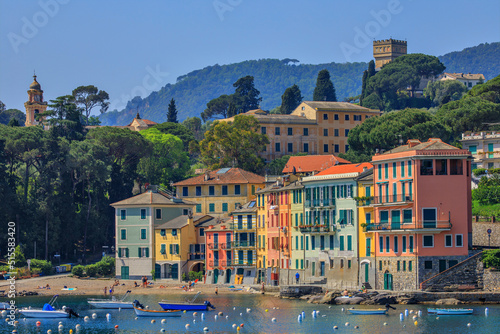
[1,293,499,333]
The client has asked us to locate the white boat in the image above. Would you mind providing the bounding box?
[88,290,133,309]
[133,306,182,317]
[348,308,388,315]
[0,302,11,310]
[19,295,78,318]
[434,308,473,315]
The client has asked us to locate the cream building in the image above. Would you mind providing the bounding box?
[461,131,500,170]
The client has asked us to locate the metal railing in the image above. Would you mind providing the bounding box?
[232,241,256,248]
[365,220,452,232]
[208,243,229,250]
[305,199,335,208]
[371,194,413,205]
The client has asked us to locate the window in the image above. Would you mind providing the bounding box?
[275,127,280,135]
[160,229,166,236]
[424,261,433,269]
[393,162,397,178]
[380,211,389,223]
[275,142,281,152]
[323,144,329,153]
[156,208,162,219]
[334,129,339,137]
[303,143,309,153]
[403,261,406,271]
[334,114,339,120]
[408,161,412,176]
[344,129,349,137]
[397,261,400,271]
[302,106,305,111]
[234,185,241,195]
[339,235,345,251]
[384,163,389,179]
[401,161,405,177]
[120,229,126,240]
[138,208,146,220]
[261,127,266,134]
[450,160,463,175]
[456,234,463,247]
[287,143,293,152]
[286,127,293,136]
[183,208,189,216]
[140,228,147,240]
[347,235,352,251]
[222,203,228,212]
[169,244,179,255]
[421,159,433,175]
[209,186,215,196]
[403,208,413,223]
[323,113,328,120]
[139,247,149,258]
[348,260,352,269]
[345,145,349,152]
[436,159,447,175]
[445,235,453,247]
[311,236,316,250]
[409,261,413,272]
[423,208,436,228]
[196,204,202,213]
[220,185,228,196]
[120,209,126,220]
[345,115,350,121]
[171,229,177,236]
[423,235,434,247]
[160,244,166,255]
[385,236,390,252]
[409,235,414,252]
[468,145,477,154]
[402,236,407,252]
[195,186,201,196]
[323,129,328,136]
[330,235,334,250]
[334,145,339,153]
[378,164,382,180]
[209,203,215,212]
[305,236,309,250]
[379,260,382,270]
[303,128,309,136]
[182,187,188,196]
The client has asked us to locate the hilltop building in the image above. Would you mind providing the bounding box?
[25,75,48,127]
[282,155,350,176]
[461,131,500,170]
[373,39,407,69]
[439,73,485,89]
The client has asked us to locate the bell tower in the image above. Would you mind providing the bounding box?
[24,74,48,126]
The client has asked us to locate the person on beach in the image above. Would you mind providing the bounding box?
[46,284,51,289]
[261,282,265,294]
[141,276,146,288]
[342,289,349,296]
[134,281,139,288]
[295,272,300,284]
[215,286,218,295]
[104,286,107,296]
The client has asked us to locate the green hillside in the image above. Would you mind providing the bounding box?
[100,42,500,126]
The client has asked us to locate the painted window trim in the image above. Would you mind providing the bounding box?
[445,234,453,247]
[422,235,434,248]
[156,208,162,219]
[120,228,127,240]
[455,234,464,247]
[140,208,147,220]
[120,209,127,221]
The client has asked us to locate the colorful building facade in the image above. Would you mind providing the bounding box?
[461,131,500,170]
[205,220,233,284]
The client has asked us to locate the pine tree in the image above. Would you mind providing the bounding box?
[167,98,178,123]
[280,84,303,114]
[313,70,337,102]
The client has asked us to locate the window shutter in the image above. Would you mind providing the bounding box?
[125,248,129,258]
[118,248,122,257]
[170,244,173,254]
[145,248,149,258]
[138,247,142,258]
[176,244,179,254]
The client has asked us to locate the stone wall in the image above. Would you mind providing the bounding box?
[420,253,482,291]
[473,222,500,247]
[375,256,418,291]
[418,255,470,284]
[483,269,500,291]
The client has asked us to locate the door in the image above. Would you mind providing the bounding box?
[155,263,161,279]
[238,250,244,265]
[364,263,369,283]
[225,269,231,284]
[384,272,393,290]
[391,210,401,229]
[320,261,325,276]
[312,262,316,276]
[439,260,447,273]
[423,208,437,228]
[213,269,219,284]
[171,264,178,280]
[121,266,129,279]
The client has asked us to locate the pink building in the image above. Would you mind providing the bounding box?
[369,138,472,290]
[205,220,233,284]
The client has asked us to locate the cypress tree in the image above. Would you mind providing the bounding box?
[280,84,303,114]
[167,98,178,123]
[313,69,337,102]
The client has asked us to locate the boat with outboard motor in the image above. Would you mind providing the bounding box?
[348,303,396,315]
[428,308,473,315]
[159,291,216,311]
[88,290,133,309]
[132,300,182,317]
[19,295,79,318]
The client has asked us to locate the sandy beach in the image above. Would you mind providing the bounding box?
[0,274,258,298]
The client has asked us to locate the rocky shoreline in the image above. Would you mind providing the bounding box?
[280,287,500,305]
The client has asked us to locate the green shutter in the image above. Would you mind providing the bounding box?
[118,248,122,257]
[347,235,352,251]
[125,248,129,258]
[145,248,149,258]
[170,244,173,254]
[138,247,142,258]
[409,261,412,272]
[176,244,179,254]
[340,236,345,251]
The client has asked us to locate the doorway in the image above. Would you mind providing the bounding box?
[383,271,393,290]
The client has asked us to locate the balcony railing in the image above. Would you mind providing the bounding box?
[188,253,205,260]
[364,220,452,232]
[298,225,334,233]
[208,243,229,250]
[232,241,256,248]
[371,194,413,205]
[208,260,227,268]
[230,224,255,231]
[230,259,255,266]
[305,199,335,208]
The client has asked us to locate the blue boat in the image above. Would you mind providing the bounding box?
[158,292,216,311]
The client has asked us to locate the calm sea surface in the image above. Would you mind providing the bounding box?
[1,293,499,333]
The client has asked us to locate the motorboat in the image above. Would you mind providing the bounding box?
[159,291,216,311]
[348,308,388,315]
[88,290,133,309]
[133,300,182,317]
[428,308,473,315]
[19,295,79,318]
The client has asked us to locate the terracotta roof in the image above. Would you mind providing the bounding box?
[316,162,374,176]
[127,118,157,127]
[442,73,485,80]
[173,168,264,186]
[282,155,351,174]
[223,109,316,125]
[111,191,194,206]
[382,138,469,155]
[230,200,258,214]
[301,101,380,112]
[205,219,232,232]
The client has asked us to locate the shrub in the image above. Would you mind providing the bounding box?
[473,168,487,177]
[85,264,98,277]
[188,271,203,281]
[95,256,115,276]
[72,265,85,277]
[29,259,54,275]
[182,273,187,282]
[482,249,500,269]
[14,245,27,267]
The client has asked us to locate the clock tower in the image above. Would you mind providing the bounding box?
[24,74,48,126]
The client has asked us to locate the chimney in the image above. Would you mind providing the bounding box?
[204,171,210,181]
[363,167,367,172]
[407,139,421,148]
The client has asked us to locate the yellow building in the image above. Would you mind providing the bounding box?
[222,102,380,161]
[173,168,265,217]
[356,168,375,288]
[24,75,48,127]
[373,39,407,69]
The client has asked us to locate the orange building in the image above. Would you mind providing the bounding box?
[369,138,472,290]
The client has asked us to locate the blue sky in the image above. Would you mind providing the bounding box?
[1,0,499,113]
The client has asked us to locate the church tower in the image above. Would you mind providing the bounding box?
[24,74,48,126]
[373,39,407,69]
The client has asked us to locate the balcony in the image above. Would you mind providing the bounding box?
[232,241,256,248]
[372,194,413,206]
[208,242,229,250]
[364,220,452,233]
[298,225,334,233]
[230,259,255,267]
[189,253,205,260]
[208,260,227,268]
[230,224,255,231]
[305,199,335,208]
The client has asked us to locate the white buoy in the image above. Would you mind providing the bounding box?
[106,313,111,321]
[92,313,97,319]
[214,315,218,320]
[75,324,81,331]
[232,324,237,328]
[418,310,422,317]
[84,316,89,321]
[467,323,471,327]
[193,319,196,323]
[47,330,52,334]
[201,313,205,320]
[135,317,138,320]
[333,325,338,330]
[316,310,320,315]
[58,324,63,331]
[404,309,409,317]
[160,329,165,333]
[383,322,388,326]
[226,315,229,319]
[345,322,350,326]
[118,307,121,312]
[400,313,404,321]
[185,324,190,329]
[161,319,166,324]
[151,319,156,324]
[412,315,417,320]
[436,317,439,320]
[273,307,276,309]
[341,307,345,312]
[58,321,63,325]
[485,308,489,316]
[233,307,236,310]
[297,315,302,322]
[1,310,7,316]
[301,311,305,318]
[193,312,198,317]
[271,318,276,322]
[203,327,209,332]
[240,313,243,316]
[246,308,251,313]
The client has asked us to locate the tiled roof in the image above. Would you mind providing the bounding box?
[173,168,264,186]
[230,200,258,214]
[443,73,485,80]
[356,168,374,182]
[382,138,468,155]
[111,191,194,206]
[156,216,190,229]
[205,219,232,232]
[302,101,380,112]
[282,155,351,174]
[224,109,316,125]
[316,162,374,176]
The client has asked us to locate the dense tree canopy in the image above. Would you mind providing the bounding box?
[424,80,467,107]
[182,116,203,140]
[153,122,195,151]
[72,85,110,125]
[313,69,337,102]
[199,115,269,173]
[280,84,303,114]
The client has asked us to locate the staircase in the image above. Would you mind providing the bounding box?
[362,282,373,290]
